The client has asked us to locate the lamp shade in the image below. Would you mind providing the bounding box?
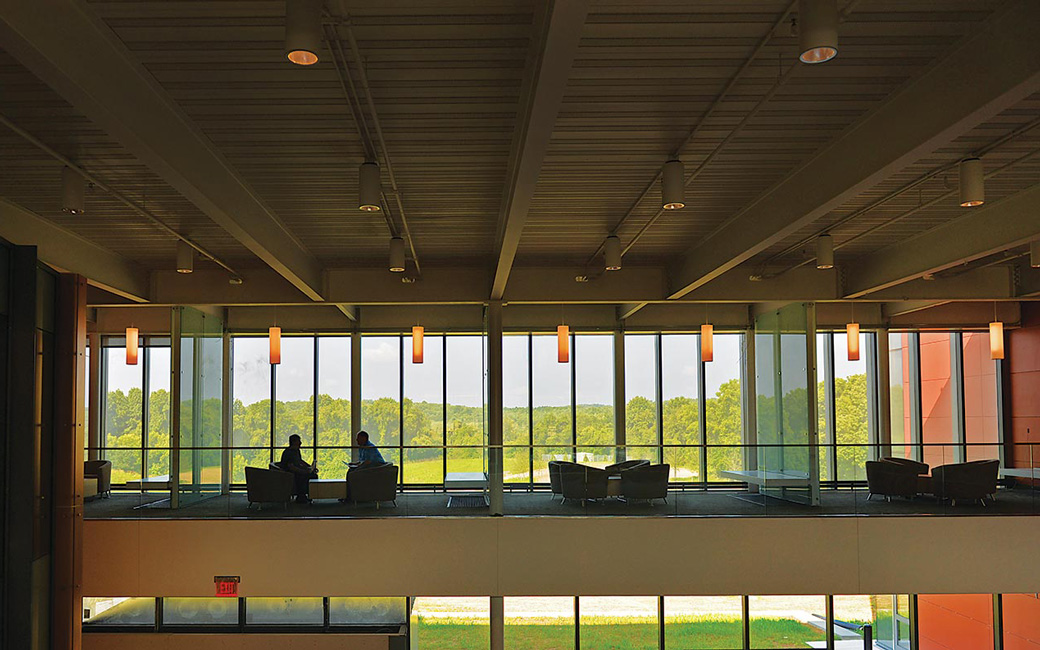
[959,158,984,207]
[701,323,713,363]
[62,166,85,215]
[557,325,569,363]
[661,160,685,210]
[359,162,382,212]
[269,326,281,365]
[284,0,322,65]
[1030,240,1040,268]
[816,234,834,269]
[176,240,194,274]
[799,0,838,64]
[604,235,622,271]
[990,321,1004,360]
[389,237,406,272]
[125,327,139,365]
[847,322,860,361]
[412,326,424,363]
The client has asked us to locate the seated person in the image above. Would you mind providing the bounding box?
[349,430,385,468]
[279,434,318,503]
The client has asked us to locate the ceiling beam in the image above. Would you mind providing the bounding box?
[668,0,1040,300]
[490,0,590,300]
[0,198,149,302]
[0,0,325,301]
[845,182,1040,297]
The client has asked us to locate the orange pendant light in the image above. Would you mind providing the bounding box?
[557,325,569,363]
[412,326,424,364]
[269,326,281,365]
[847,322,860,361]
[701,323,713,363]
[125,327,139,365]
[990,321,1004,360]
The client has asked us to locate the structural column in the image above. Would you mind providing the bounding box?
[86,331,101,461]
[613,326,626,462]
[488,301,504,515]
[875,328,892,458]
[490,595,504,650]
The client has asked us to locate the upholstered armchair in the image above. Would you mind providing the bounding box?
[559,464,609,504]
[604,459,651,475]
[866,460,921,501]
[348,462,399,508]
[931,459,999,505]
[620,464,670,504]
[548,460,580,501]
[245,466,294,510]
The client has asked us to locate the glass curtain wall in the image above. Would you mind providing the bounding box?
[625,335,659,464]
[446,335,486,476]
[962,332,999,461]
[532,334,572,466]
[817,331,871,482]
[705,334,744,482]
[503,335,531,484]
[361,335,401,469]
[662,334,701,482]
[231,337,272,482]
[575,334,614,467]
[317,336,352,468]
[504,597,574,649]
[919,332,955,468]
[404,333,443,484]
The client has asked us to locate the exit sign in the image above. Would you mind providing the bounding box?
[214,575,240,597]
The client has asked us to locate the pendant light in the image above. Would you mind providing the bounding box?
[701,323,714,363]
[176,240,194,274]
[125,327,139,365]
[604,235,622,271]
[359,162,382,212]
[1030,240,1039,268]
[661,160,685,210]
[412,326,424,364]
[389,236,406,273]
[62,166,85,215]
[990,302,1004,360]
[284,0,322,66]
[798,0,838,64]
[269,326,282,365]
[557,324,569,363]
[816,234,834,269]
[959,158,984,207]
[846,322,860,361]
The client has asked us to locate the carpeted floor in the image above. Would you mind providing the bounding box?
[84,486,1040,520]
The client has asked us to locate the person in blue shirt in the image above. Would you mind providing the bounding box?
[351,430,385,467]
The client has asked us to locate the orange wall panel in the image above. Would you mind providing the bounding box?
[918,594,993,650]
[1004,594,1040,650]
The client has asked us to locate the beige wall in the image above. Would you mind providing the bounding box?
[84,516,1040,597]
[83,634,388,650]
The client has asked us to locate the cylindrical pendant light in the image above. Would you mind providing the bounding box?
[125,327,139,365]
[557,325,569,363]
[816,234,834,269]
[1030,240,1040,268]
[62,166,85,215]
[412,326,424,364]
[359,162,382,212]
[990,321,1004,360]
[176,240,194,274]
[701,323,714,363]
[604,235,622,271]
[847,322,860,361]
[389,236,406,273]
[661,160,685,210]
[959,157,984,207]
[269,326,281,365]
[799,0,838,64]
[284,0,322,66]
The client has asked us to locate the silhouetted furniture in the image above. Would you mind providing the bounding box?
[931,459,999,505]
[866,459,922,501]
[620,464,670,504]
[84,460,111,498]
[559,464,609,504]
[604,459,651,475]
[348,462,399,508]
[245,466,293,510]
[548,460,580,501]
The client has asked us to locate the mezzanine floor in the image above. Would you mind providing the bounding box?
[83,484,1040,520]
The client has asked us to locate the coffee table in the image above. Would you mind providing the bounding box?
[444,472,489,507]
[309,478,348,501]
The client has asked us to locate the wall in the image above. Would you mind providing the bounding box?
[1009,303,1040,470]
[918,593,994,650]
[1003,593,1040,649]
[83,516,1040,598]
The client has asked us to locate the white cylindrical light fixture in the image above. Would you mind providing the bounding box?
[816,234,834,269]
[959,157,984,207]
[1031,240,1040,268]
[62,166,85,215]
[799,0,838,64]
[847,322,860,361]
[604,235,622,271]
[176,240,194,274]
[359,162,382,212]
[284,0,322,65]
[125,327,139,366]
[661,160,685,210]
[701,323,714,363]
[389,236,406,273]
[990,321,1004,360]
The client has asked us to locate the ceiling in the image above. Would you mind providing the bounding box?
[0,0,1037,315]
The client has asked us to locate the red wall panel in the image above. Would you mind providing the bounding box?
[918,594,993,650]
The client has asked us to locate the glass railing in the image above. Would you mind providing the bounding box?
[81,442,1040,519]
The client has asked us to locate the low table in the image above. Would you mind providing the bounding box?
[124,474,172,491]
[717,469,812,506]
[309,478,348,501]
[1000,467,1039,480]
[444,472,489,507]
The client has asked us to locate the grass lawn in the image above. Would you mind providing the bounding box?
[412,616,828,649]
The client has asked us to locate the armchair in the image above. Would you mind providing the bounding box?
[348,462,399,508]
[931,459,999,505]
[245,466,294,510]
[559,464,609,504]
[84,460,112,498]
[865,460,920,501]
[620,464,670,504]
[604,459,651,475]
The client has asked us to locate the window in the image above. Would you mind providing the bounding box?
[446,335,485,476]
[328,597,408,626]
[575,334,614,468]
[919,332,955,467]
[625,334,658,463]
[146,347,171,479]
[962,332,999,461]
[411,597,489,650]
[163,598,237,626]
[245,597,323,626]
[662,334,701,482]
[889,332,912,461]
[580,596,657,650]
[231,337,271,483]
[706,334,743,481]
[747,595,826,649]
[503,335,531,484]
[834,331,869,481]
[361,336,401,468]
[504,596,574,649]
[317,336,352,468]
[405,333,443,483]
[664,596,742,649]
[532,334,572,465]
[103,345,143,483]
[275,336,315,459]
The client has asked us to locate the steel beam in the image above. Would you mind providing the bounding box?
[0,0,325,300]
[490,0,589,299]
[669,0,1040,300]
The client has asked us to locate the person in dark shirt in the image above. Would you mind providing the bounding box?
[280,434,317,503]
